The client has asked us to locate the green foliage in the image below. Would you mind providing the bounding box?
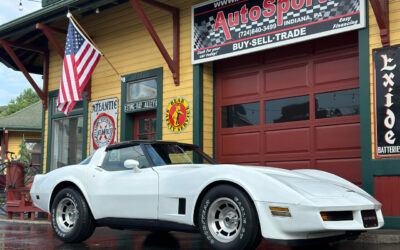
[0,89,40,117]
[18,139,32,164]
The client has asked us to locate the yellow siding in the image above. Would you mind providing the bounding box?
[7,132,41,159]
[43,1,207,168]
[369,0,400,159]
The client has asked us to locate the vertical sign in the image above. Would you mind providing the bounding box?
[192,0,365,64]
[90,98,119,154]
[373,46,400,158]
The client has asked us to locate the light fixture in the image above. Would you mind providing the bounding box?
[19,0,23,11]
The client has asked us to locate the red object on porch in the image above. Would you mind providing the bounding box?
[5,162,48,220]
[6,161,24,189]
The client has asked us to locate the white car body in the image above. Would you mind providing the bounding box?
[31,143,384,245]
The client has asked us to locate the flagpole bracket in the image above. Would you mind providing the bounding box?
[130,0,180,86]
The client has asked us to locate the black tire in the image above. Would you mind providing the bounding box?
[51,187,95,243]
[198,184,262,250]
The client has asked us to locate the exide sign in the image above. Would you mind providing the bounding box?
[373,46,400,158]
[192,0,365,64]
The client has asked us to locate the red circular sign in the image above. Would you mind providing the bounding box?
[92,113,116,150]
[168,103,187,128]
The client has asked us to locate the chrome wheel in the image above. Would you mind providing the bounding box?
[207,197,242,243]
[56,197,78,233]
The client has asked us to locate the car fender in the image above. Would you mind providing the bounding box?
[31,165,93,213]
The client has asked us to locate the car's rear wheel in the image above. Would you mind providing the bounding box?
[51,187,95,243]
[198,184,262,250]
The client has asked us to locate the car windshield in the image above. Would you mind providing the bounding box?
[79,155,93,165]
[145,144,217,166]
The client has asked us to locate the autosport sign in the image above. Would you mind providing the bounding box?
[192,0,365,64]
[90,98,119,153]
[373,46,400,158]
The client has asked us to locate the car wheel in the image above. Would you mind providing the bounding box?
[198,184,262,250]
[51,187,95,243]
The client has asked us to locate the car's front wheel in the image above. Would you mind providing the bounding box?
[51,187,95,243]
[198,184,262,250]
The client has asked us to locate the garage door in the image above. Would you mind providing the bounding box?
[215,32,361,186]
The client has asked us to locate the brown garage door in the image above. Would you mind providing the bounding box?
[215,32,361,186]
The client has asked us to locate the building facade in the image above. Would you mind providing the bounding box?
[0,0,398,227]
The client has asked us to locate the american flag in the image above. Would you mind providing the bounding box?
[57,18,102,115]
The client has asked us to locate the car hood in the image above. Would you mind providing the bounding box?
[211,164,366,199]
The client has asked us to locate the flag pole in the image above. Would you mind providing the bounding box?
[67,12,121,80]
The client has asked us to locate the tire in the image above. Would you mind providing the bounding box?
[198,185,262,250]
[51,187,95,243]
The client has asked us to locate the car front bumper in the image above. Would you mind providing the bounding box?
[254,199,384,242]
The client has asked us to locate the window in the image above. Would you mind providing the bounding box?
[127,78,157,102]
[265,96,309,124]
[48,95,87,171]
[222,102,260,128]
[51,116,83,170]
[25,140,41,166]
[315,89,359,119]
[25,140,42,179]
[101,145,149,171]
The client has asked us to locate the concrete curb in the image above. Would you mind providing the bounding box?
[0,217,50,225]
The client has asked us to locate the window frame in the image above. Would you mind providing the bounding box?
[46,90,88,172]
[120,68,163,141]
[24,139,41,167]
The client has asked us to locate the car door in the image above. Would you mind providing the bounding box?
[85,145,158,219]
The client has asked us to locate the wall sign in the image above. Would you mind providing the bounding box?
[165,97,191,134]
[90,98,118,153]
[192,0,365,64]
[124,99,157,113]
[373,46,400,158]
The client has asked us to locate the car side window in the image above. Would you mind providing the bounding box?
[101,145,150,171]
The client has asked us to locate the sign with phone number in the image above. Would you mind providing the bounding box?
[192,0,365,64]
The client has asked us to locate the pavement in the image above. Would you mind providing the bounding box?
[0,215,399,249]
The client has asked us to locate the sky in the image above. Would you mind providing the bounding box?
[0,0,42,106]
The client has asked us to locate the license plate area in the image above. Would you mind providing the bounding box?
[361,210,378,228]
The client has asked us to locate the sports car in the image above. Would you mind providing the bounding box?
[30,141,384,249]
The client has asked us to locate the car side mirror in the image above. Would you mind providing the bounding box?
[124,159,140,173]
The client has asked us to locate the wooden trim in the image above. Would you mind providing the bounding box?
[129,0,180,86]
[193,64,204,150]
[369,0,390,47]
[36,23,65,58]
[0,39,46,103]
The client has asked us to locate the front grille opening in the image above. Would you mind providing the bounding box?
[320,211,353,221]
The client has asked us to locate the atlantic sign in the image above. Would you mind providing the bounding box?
[373,46,400,158]
[192,0,366,64]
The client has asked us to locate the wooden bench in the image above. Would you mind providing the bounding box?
[6,187,48,220]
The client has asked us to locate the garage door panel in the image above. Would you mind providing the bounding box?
[315,123,360,151]
[221,72,260,99]
[221,132,260,155]
[264,128,310,154]
[314,55,359,85]
[265,161,310,170]
[264,63,309,92]
[316,158,361,186]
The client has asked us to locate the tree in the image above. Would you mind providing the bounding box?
[0,88,40,117]
[18,139,32,164]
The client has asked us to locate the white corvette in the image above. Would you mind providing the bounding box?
[31,141,383,249]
